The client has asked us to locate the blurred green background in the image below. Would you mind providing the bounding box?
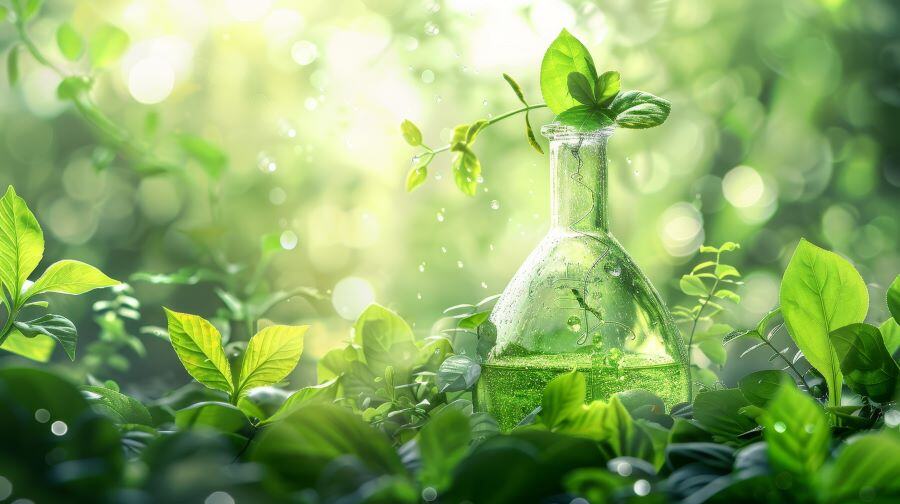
[1,0,898,389]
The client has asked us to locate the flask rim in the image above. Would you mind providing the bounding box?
[540,122,614,141]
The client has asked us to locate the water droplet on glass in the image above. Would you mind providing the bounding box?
[424,21,439,36]
[605,263,622,277]
[421,69,435,83]
[457,260,464,269]
[490,199,500,210]
[567,315,582,333]
[425,0,440,13]
[774,421,787,433]
[280,231,298,250]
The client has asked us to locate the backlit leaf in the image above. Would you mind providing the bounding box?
[14,314,77,360]
[26,259,118,298]
[502,73,527,105]
[89,23,130,68]
[237,325,307,397]
[400,119,422,146]
[594,70,620,105]
[540,29,597,114]
[164,308,234,395]
[451,143,481,196]
[831,323,899,403]
[556,105,613,131]
[761,383,829,476]
[607,90,671,129]
[0,186,44,299]
[56,22,84,61]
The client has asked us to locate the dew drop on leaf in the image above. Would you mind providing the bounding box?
[774,421,786,433]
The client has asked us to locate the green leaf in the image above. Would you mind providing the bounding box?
[679,274,708,296]
[400,119,422,146]
[451,143,481,196]
[780,239,868,407]
[540,29,597,114]
[830,323,899,403]
[237,325,307,397]
[556,105,613,132]
[354,304,416,376]
[83,385,153,425]
[25,259,118,299]
[7,45,21,86]
[540,370,585,429]
[0,186,44,300]
[715,263,741,279]
[524,112,543,154]
[262,378,339,424]
[594,71,620,105]
[14,314,77,360]
[11,0,43,21]
[178,135,228,179]
[825,431,900,503]
[607,90,671,129]
[0,330,54,362]
[465,120,489,144]
[566,72,595,105]
[405,152,432,192]
[164,308,234,395]
[89,23,130,68]
[698,340,726,366]
[880,318,900,356]
[436,354,481,393]
[888,275,900,325]
[761,383,829,477]
[56,75,92,100]
[502,73,527,105]
[693,323,733,343]
[692,389,756,440]
[251,404,406,488]
[0,6,8,22]
[738,370,793,407]
[175,401,249,433]
[418,408,471,491]
[56,22,84,61]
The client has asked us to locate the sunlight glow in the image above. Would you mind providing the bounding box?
[128,57,175,104]
[332,277,375,321]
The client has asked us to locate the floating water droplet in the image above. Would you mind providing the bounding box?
[481,281,488,288]
[441,246,447,253]
[482,99,488,107]
[773,421,786,433]
[51,420,68,436]
[489,243,495,251]
[434,173,442,180]
[418,262,426,273]
[435,95,443,103]
[424,21,439,36]
[257,152,277,173]
[476,175,484,183]
[436,211,444,222]
[490,199,500,210]
[567,315,581,333]
[279,231,298,250]
[34,409,50,423]
[626,156,632,164]
[457,260,464,269]
[421,69,435,83]
[417,292,422,300]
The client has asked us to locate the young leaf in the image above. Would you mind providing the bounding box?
[56,22,84,61]
[14,314,77,360]
[540,29,597,114]
[0,186,44,299]
[237,325,307,397]
[830,323,899,403]
[25,259,118,299]
[503,73,527,105]
[418,408,472,491]
[354,304,416,376]
[56,76,92,100]
[406,165,428,192]
[556,105,613,132]
[466,120,489,144]
[566,72,595,105]
[780,239,868,406]
[679,275,708,297]
[451,143,481,196]
[89,24,130,68]
[83,385,153,425]
[594,71,620,105]
[400,119,422,146]
[164,308,234,395]
[888,275,900,324]
[540,371,586,429]
[7,45,21,86]
[761,383,829,477]
[607,90,671,129]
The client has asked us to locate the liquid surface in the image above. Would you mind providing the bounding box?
[476,353,688,431]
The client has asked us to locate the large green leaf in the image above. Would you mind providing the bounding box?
[164,309,234,395]
[540,29,597,114]
[555,105,613,132]
[25,259,118,299]
[761,383,829,477]
[780,239,868,406]
[607,90,671,129]
[83,385,153,425]
[89,23,130,68]
[418,408,472,491]
[540,370,586,429]
[825,431,900,503]
[0,329,55,362]
[0,186,44,300]
[251,404,406,489]
[14,314,77,360]
[738,370,793,407]
[354,303,416,376]
[237,325,307,397]
[831,323,899,403]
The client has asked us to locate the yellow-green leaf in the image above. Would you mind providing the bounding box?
[761,382,829,476]
[400,119,422,146]
[540,29,597,114]
[25,259,118,298]
[164,308,234,395]
[237,325,307,396]
[56,22,84,61]
[89,24,130,68]
[0,186,44,299]
[0,330,54,362]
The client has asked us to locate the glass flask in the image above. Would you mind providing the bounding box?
[477,122,689,430]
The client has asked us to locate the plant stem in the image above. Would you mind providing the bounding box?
[424,104,547,155]
[685,253,722,402]
[758,323,812,391]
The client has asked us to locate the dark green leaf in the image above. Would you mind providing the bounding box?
[465,120,489,144]
[831,323,899,402]
[89,23,130,68]
[502,73,527,105]
[56,22,84,61]
[83,385,153,425]
[419,408,471,491]
[607,90,671,129]
[540,29,597,114]
[14,314,77,360]
[400,119,422,146]
[436,354,481,393]
[7,45,20,87]
[175,401,249,433]
[178,135,228,179]
[556,105,613,132]
[566,72,595,105]
[738,370,793,407]
[761,383,829,476]
[825,431,900,503]
[594,70,620,105]
[692,389,756,441]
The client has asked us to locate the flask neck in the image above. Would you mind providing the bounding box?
[549,135,610,233]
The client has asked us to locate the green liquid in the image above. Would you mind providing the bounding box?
[476,353,688,431]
